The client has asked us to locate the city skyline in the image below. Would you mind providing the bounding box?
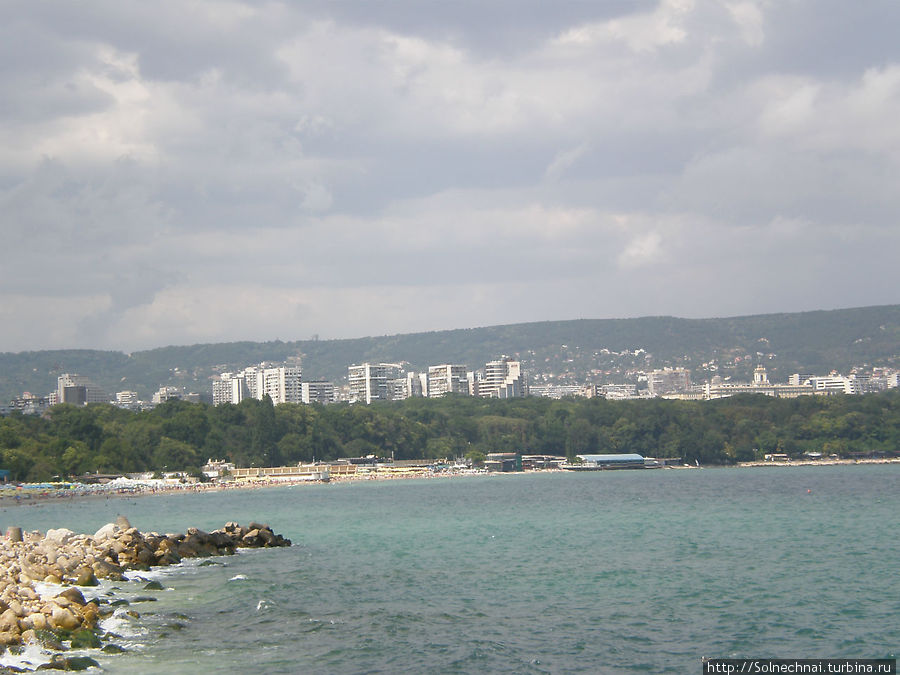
[2,1,899,353]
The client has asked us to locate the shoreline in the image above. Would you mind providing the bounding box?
[1,457,897,508]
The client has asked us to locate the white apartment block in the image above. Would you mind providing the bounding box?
[256,365,302,404]
[213,364,302,405]
[810,376,856,395]
[348,363,399,404]
[427,364,469,398]
[476,357,526,398]
[152,386,182,405]
[301,380,335,404]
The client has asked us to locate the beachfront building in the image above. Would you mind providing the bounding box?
[575,453,647,469]
[427,364,469,398]
[348,363,400,404]
[474,357,526,398]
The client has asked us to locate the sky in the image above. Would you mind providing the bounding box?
[2,0,899,353]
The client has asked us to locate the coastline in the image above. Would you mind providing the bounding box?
[1,457,897,509]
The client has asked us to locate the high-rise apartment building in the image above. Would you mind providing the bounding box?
[476,357,526,398]
[56,374,109,405]
[427,364,469,397]
[212,364,302,405]
[302,380,335,404]
[348,363,399,404]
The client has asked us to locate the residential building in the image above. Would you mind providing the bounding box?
[115,391,141,410]
[56,374,109,405]
[648,368,691,396]
[302,381,335,404]
[348,363,399,404]
[427,364,469,398]
[406,372,427,398]
[476,357,526,398]
[256,365,303,404]
[152,386,183,405]
[213,364,302,405]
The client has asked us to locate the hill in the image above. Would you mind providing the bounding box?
[2,305,899,401]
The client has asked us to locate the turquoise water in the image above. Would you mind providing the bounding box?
[1,465,898,673]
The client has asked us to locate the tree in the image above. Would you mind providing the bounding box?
[152,437,200,471]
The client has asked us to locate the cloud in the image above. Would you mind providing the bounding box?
[0,0,898,353]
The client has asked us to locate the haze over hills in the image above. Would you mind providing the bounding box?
[2,305,899,402]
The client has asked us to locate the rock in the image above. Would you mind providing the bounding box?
[91,559,124,581]
[0,630,21,646]
[43,575,63,585]
[73,568,98,587]
[0,608,20,633]
[69,628,101,649]
[115,515,131,530]
[37,655,101,671]
[92,523,119,541]
[44,529,74,546]
[102,643,127,654]
[29,628,63,650]
[55,588,86,606]
[49,607,81,632]
[143,580,164,591]
[6,527,23,543]
[27,612,47,631]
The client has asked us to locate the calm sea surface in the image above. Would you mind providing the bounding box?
[1,464,897,674]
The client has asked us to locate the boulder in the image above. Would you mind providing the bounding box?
[38,655,101,671]
[73,567,98,587]
[55,588,86,606]
[44,529,75,545]
[69,628,101,649]
[93,523,119,541]
[49,606,81,631]
[0,608,20,633]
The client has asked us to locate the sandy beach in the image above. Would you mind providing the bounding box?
[1,457,897,509]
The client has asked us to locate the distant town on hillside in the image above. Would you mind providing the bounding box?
[5,354,898,416]
[2,304,899,411]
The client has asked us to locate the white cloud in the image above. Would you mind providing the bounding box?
[617,232,663,269]
[1,0,899,351]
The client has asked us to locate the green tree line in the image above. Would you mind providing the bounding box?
[1,391,899,481]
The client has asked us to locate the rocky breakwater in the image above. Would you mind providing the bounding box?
[0,519,290,669]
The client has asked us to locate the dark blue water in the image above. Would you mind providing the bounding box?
[1,465,898,673]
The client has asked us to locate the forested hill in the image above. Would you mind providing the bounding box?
[2,304,899,401]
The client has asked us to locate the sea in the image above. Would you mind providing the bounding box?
[0,464,897,674]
